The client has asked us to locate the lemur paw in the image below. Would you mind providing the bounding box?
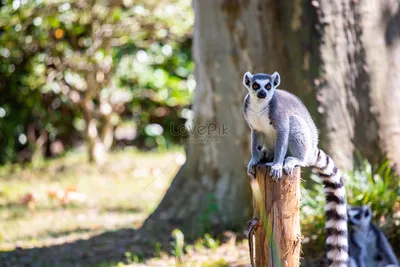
[266,163,283,180]
[283,162,296,177]
[247,160,257,179]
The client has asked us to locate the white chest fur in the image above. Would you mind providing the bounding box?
[246,103,277,148]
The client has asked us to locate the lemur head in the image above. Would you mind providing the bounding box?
[243,71,280,101]
[347,205,372,229]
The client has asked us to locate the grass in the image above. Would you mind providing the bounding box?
[0,147,250,267]
[137,233,248,267]
[0,147,184,251]
[1,148,399,266]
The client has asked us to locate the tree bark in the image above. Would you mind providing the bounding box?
[359,0,400,173]
[82,100,108,165]
[253,0,400,173]
[249,166,301,267]
[137,0,257,240]
[138,0,400,246]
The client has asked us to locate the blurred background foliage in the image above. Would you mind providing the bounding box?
[0,0,194,165]
[301,159,400,257]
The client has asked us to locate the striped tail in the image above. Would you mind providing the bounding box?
[313,149,349,267]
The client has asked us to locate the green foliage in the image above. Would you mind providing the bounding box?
[201,259,229,267]
[301,159,400,249]
[347,159,399,214]
[0,0,194,164]
[171,228,185,261]
[193,238,206,251]
[198,193,219,235]
[124,251,142,264]
[153,242,162,258]
[204,233,220,251]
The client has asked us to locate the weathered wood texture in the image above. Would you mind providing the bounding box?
[251,166,301,267]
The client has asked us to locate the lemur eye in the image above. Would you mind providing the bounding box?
[355,213,361,220]
[265,83,272,90]
[252,83,260,90]
[364,209,370,217]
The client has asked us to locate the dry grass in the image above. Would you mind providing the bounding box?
[0,148,251,267]
[0,148,183,251]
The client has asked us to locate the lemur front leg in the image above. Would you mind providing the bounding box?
[247,130,264,179]
[266,126,289,180]
[376,225,399,266]
[359,248,367,267]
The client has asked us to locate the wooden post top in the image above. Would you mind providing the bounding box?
[249,165,301,267]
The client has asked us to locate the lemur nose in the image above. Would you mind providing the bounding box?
[257,90,266,99]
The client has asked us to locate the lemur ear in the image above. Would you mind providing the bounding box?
[243,71,252,88]
[346,204,351,212]
[365,205,372,216]
[271,71,280,87]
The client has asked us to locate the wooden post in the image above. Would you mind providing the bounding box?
[248,165,301,267]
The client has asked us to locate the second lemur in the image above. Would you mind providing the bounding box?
[348,205,399,267]
[243,71,348,267]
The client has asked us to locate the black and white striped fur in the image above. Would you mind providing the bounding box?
[243,71,348,267]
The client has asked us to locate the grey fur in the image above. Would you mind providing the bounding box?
[243,71,349,267]
[348,205,399,267]
[243,71,318,179]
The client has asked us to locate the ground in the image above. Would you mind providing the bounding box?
[2,148,398,267]
[0,148,250,267]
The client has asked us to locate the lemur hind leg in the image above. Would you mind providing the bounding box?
[283,157,306,176]
[283,116,313,176]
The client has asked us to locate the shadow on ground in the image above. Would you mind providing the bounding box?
[0,228,150,267]
[0,218,334,267]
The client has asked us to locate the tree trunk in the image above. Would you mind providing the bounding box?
[27,124,47,164]
[251,0,400,173]
[138,0,400,245]
[314,0,400,172]
[249,166,301,267]
[137,0,258,241]
[82,101,108,165]
[100,112,114,152]
[359,0,400,173]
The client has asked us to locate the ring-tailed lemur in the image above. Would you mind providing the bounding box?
[243,71,348,267]
[348,205,399,267]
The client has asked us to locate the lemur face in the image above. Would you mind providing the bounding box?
[348,205,372,228]
[243,71,280,101]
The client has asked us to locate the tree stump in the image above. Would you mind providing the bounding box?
[248,165,301,267]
